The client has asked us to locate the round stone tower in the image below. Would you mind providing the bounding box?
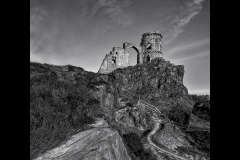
[140,31,163,63]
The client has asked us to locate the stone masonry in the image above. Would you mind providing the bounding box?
[98,31,163,74]
[98,47,130,74]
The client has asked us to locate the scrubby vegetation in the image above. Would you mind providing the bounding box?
[177,130,210,158]
[170,95,210,159]
[165,103,191,124]
[30,62,104,160]
[185,130,210,153]
[189,94,210,121]
[30,62,210,160]
[122,132,157,160]
[189,94,210,103]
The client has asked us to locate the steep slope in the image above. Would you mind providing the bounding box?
[90,57,194,125]
[30,62,104,159]
[34,119,131,160]
[190,95,210,121]
[30,58,209,160]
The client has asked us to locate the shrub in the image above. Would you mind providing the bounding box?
[30,63,104,160]
[122,133,157,160]
[185,130,210,153]
[166,103,190,124]
[189,94,210,120]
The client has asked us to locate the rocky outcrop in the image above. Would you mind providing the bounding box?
[189,115,210,129]
[34,119,131,160]
[153,123,191,150]
[92,57,194,126]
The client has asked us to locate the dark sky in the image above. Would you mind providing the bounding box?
[30,0,210,95]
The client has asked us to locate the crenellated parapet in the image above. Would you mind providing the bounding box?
[140,31,162,53]
[142,31,162,38]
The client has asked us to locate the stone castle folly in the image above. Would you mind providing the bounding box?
[98,31,163,74]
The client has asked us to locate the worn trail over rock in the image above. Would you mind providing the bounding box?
[119,91,186,159]
[147,119,187,160]
[120,91,206,159]
[34,119,131,160]
[120,90,209,132]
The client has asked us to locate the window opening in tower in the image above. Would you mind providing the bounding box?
[146,44,152,50]
[147,55,150,62]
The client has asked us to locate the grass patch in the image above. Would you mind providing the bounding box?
[30,62,104,160]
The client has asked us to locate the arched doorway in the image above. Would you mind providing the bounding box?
[123,42,141,65]
[127,48,139,66]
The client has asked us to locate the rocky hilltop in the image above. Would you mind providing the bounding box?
[30,57,209,160]
[91,57,193,125]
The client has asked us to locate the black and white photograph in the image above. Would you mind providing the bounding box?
[30,0,210,159]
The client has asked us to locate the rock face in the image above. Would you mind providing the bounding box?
[189,115,210,129]
[153,123,191,150]
[88,57,197,159]
[92,57,193,126]
[34,125,131,160]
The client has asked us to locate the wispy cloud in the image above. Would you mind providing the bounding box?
[165,38,210,56]
[97,0,134,27]
[164,38,210,65]
[165,0,206,44]
[30,7,49,56]
[173,50,209,64]
[79,0,134,33]
[30,0,135,58]
[30,6,48,33]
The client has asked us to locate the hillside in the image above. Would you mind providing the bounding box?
[30,62,104,159]
[35,119,131,160]
[190,95,210,121]
[30,58,210,160]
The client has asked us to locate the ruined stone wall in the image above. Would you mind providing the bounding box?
[123,42,143,64]
[98,31,164,74]
[98,47,130,74]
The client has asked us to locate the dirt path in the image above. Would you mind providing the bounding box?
[147,119,187,160]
